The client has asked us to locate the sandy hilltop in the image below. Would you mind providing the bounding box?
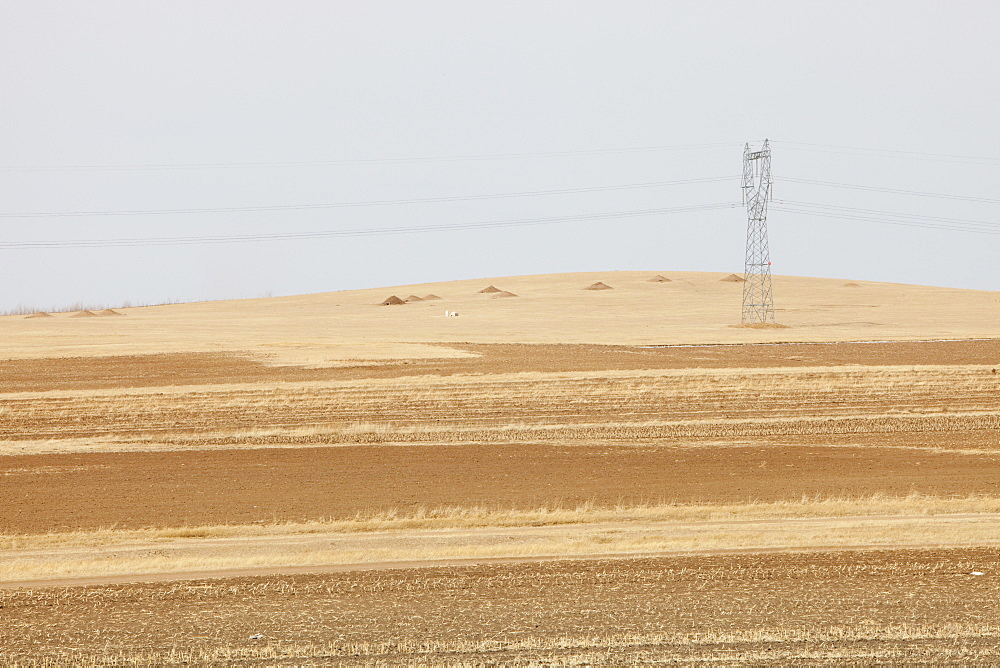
[2,271,998,366]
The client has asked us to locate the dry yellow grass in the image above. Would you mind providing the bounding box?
[6,492,1000,547]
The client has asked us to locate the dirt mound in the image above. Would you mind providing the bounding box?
[404,295,424,302]
[478,285,502,294]
[493,291,518,298]
[584,282,613,290]
[720,274,745,283]
[844,282,862,287]
[70,310,98,317]
[24,312,54,319]
[96,309,124,316]
[380,296,405,306]
[648,275,672,283]
[422,294,442,300]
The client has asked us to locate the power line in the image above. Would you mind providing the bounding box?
[772,141,1000,167]
[778,200,1000,228]
[780,177,1000,204]
[0,142,742,172]
[773,200,1000,235]
[6,140,994,172]
[0,176,737,219]
[774,207,1000,235]
[0,202,739,249]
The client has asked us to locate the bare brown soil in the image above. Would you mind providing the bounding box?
[3,549,999,665]
[2,339,998,393]
[4,442,1000,534]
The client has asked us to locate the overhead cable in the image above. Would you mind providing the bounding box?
[773,206,1000,235]
[771,141,1000,167]
[0,142,741,172]
[773,201,1000,235]
[0,202,739,249]
[777,200,1000,228]
[0,176,736,219]
[779,177,1000,204]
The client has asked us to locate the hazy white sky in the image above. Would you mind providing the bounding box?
[2,1,999,310]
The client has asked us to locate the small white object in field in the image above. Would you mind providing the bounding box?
[444,311,458,317]
[970,571,985,576]
[249,633,265,640]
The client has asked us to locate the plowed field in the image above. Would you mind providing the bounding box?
[3,271,1000,663]
[4,442,1000,534]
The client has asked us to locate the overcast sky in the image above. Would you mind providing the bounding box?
[1,1,998,311]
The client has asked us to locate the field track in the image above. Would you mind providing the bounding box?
[3,513,999,589]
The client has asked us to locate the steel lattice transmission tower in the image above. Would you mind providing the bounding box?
[741,139,775,324]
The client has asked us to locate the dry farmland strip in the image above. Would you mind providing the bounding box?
[2,339,1000,393]
[1,365,997,447]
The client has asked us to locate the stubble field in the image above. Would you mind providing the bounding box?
[1,271,999,665]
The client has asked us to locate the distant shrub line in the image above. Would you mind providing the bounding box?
[1,298,184,316]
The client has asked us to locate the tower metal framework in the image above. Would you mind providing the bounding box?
[741,139,775,324]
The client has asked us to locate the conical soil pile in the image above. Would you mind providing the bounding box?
[584,282,613,290]
[25,312,54,319]
[422,294,442,300]
[96,309,124,316]
[648,275,671,282]
[404,295,424,302]
[479,285,502,293]
[720,274,745,283]
[380,295,405,305]
[493,290,517,298]
[70,310,98,317]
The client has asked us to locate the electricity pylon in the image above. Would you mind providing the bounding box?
[741,139,775,324]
